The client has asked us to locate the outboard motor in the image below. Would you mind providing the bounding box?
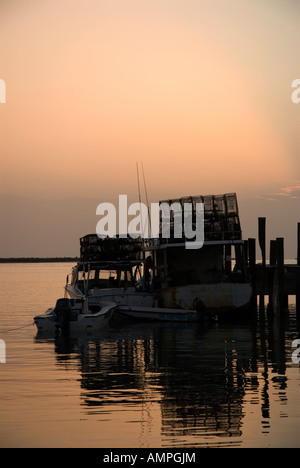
[54,298,71,333]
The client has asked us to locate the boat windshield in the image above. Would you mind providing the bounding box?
[74,264,143,291]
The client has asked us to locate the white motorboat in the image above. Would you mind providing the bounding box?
[64,235,156,308]
[34,297,116,333]
[66,276,155,307]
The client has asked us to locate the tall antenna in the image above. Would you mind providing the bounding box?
[142,162,151,233]
[136,162,144,237]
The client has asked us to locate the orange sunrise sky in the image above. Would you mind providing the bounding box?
[0,0,299,257]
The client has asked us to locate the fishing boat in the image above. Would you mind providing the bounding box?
[65,235,156,307]
[141,193,253,317]
[64,193,253,322]
[34,297,117,333]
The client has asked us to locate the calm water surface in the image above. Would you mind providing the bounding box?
[0,263,300,448]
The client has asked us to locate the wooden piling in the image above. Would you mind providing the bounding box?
[258,217,266,311]
[268,240,277,313]
[297,223,300,314]
[298,222,300,266]
[248,238,256,307]
[258,218,266,266]
[269,240,277,266]
[246,223,300,315]
[276,237,285,312]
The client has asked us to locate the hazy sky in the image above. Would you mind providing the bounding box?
[0,0,299,256]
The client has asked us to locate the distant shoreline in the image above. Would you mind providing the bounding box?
[0,257,79,263]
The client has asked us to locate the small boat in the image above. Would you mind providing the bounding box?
[65,235,156,308]
[116,304,202,322]
[34,297,116,333]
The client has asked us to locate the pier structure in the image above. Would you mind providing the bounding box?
[243,220,300,316]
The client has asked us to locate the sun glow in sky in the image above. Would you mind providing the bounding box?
[0,0,299,256]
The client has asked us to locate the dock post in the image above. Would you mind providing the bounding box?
[297,223,300,315]
[276,237,285,312]
[258,217,266,311]
[298,222,300,266]
[248,238,257,307]
[269,240,277,266]
[268,240,277,314]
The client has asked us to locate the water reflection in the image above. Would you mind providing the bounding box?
[35,306,300,447]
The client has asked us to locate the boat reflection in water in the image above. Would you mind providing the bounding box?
[36,303,300,447]
[35,310,268,447]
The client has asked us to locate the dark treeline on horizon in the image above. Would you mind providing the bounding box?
[0,257,79,263]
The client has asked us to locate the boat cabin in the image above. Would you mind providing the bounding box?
[144,193,248,289]
[66,235,147,294]
[68,260,145,294]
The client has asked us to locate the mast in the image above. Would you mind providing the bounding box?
[136,162,144,237]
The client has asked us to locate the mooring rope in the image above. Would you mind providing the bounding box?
[1,322,35,333]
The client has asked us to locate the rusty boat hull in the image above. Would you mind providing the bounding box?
[159,283,253,314]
